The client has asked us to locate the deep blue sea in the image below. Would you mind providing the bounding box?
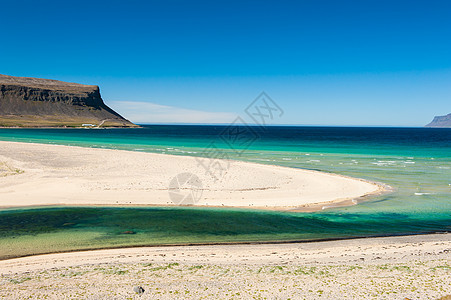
[0,126,450,258]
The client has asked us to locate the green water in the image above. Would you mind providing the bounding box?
[1,206,450,260]
[0,126,450,259]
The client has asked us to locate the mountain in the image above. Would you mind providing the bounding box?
[0,74,138,127]
[425,113,451,128]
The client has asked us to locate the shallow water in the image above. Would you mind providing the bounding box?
[0,126,450,259]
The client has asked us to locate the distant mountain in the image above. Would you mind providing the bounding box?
[0,74,137,127]
[426,113,451,128]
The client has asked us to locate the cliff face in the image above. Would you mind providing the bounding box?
[0,74,137,127]
[426,113,451,128]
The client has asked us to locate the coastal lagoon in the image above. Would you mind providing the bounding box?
[0,126,450,259]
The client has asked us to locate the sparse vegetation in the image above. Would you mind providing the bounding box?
[2,260,449,299]
[0,162,24,177]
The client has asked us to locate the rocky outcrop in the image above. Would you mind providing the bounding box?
[426,113,451,128]
[0,74,137,127]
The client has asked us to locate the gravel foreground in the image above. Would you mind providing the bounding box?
[1,259,450,299]
[1,234,450,299]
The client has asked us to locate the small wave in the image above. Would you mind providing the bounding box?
[371,161,395,166]
[414,192,433,196]
[321,205,334,210]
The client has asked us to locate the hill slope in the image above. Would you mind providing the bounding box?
[425,113,451,128]
[0,74,137,127]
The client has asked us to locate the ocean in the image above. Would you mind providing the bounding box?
[0,125,450,259]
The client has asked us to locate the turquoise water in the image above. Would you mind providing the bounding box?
[0,126,450,258]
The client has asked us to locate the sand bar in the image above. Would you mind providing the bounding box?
[0,141,383,210]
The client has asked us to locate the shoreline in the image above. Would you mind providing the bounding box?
[2,232,449,266]
[0,126,142,129]
[0,178,389,212]
[0,140,387,211]
[0,141,449,299]
[0,231,447,262]
[1,233,450,299]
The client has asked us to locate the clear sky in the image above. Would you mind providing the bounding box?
[1,0,450,126]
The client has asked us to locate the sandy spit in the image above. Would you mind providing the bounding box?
[0,141,384,210]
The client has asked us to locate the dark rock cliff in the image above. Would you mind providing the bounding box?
[0,74,137,127]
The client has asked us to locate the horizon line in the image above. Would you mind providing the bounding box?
[135,123,435,128]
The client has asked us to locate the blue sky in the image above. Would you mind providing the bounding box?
[1,0,450,126]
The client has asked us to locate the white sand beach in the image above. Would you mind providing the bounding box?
[0,141,383,210]
[0,233,450,299]
[0,141,449,299]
